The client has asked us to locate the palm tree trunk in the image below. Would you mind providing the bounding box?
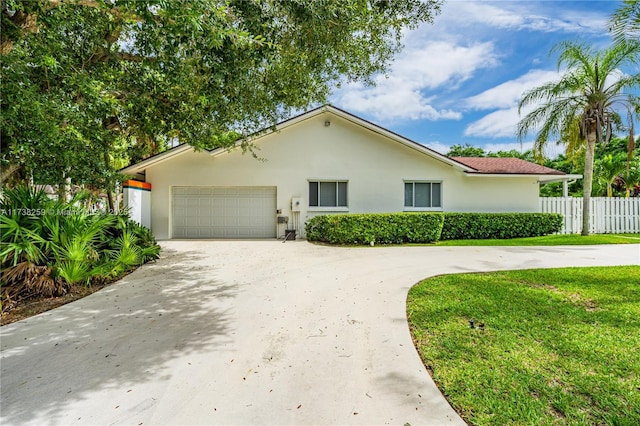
[582,128,597,236]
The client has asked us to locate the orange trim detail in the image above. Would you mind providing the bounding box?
[123,180,151,190]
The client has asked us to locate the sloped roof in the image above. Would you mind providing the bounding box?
[120,105,475,175]
[119,105,575,182]
[451,157,566,175]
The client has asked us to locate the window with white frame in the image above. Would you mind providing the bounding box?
[404,181,442,208]
[309,181,348,207]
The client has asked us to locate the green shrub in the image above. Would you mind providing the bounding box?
[440,212,563,240]
[1,184,160,310]
[305,213,444,245]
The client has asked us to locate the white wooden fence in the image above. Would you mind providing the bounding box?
[540,197,640,234]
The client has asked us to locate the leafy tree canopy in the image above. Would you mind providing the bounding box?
[446,143,533,161]
[446,143,486,157]
[1,0,442,187]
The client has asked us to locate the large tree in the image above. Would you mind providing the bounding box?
[1,0,442,194]
[517,40,640,235]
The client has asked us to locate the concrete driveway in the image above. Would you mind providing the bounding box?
[2,241,639,425]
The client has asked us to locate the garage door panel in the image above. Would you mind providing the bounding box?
[172,186,276,239]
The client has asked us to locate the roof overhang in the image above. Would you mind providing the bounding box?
[538,174,582,183]
[464,173,582,183]
[119,144,193,175]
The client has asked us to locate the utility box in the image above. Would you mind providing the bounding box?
[291,197,302,212]
[277,216,289,224]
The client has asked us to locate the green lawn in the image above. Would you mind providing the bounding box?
[436,233,640,246]
[407,266,640,425]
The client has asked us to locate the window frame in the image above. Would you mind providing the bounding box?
[403,180,443,211]
[308,179,349,211]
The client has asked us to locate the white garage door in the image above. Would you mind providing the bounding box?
[172,187,277,238]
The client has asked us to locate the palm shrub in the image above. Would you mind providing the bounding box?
[1,185,160,311]
[1,188,61,304]
[101,213,161,265]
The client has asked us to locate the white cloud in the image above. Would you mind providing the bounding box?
[465,69,560,110]
[338,86,461,121]
[464,106,520,138]
[437,1,608,35]
[464,68,567,139]
[333,41,498,122]
[396,41,499,90]
[423,141,451,155]
[464,65,628,140]
[332,0,614,143]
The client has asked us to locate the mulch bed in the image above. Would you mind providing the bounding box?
[1,284,108,326]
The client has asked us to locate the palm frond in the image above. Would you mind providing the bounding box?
[610,0,640,43]
[553,41,594,73]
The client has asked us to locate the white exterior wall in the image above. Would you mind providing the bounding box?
[123,186,151,229]
[145,112,540,239]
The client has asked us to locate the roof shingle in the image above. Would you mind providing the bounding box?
[451,157,565,175]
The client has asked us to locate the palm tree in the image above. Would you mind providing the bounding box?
[611,1,640,185]
[517,40,640,235]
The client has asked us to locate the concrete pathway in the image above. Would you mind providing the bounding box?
[2,242,638,425]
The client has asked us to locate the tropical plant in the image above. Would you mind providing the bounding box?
[594,153,627,196]
[1,184,160,311]
[621,157,640,196]
[517,40,640,235]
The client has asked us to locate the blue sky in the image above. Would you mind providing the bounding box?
[329,0,621,157]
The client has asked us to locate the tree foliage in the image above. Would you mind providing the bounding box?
[1,0,442,188]
[446,143,487,157]
[447,143,535,162]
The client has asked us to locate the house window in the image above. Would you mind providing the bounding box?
[404,182,442,208]
[309,181,348,207]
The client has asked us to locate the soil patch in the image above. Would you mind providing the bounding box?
[1,284,110,326]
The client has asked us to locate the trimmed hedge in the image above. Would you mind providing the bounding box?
[305,212,563,245]
[305,213,444,245]
[440,213,563,240]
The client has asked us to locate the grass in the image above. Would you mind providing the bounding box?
[407,266,640,425]
[435,233,640,246]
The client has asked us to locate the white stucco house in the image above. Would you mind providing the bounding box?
[120,105,578,240]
